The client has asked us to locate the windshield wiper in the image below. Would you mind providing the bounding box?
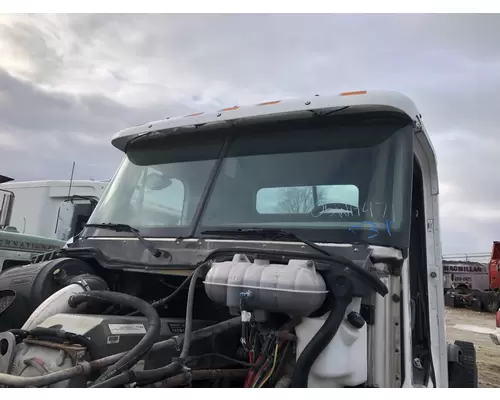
[202,228,356,260]
[85,223,168,259]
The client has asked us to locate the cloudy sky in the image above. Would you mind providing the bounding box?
[0,13,498,254]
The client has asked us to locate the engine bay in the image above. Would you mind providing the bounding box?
[0,244,399,388]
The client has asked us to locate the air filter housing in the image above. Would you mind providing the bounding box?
[0,289,15,313]
[0,258,94,331]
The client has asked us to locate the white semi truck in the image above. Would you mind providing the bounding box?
[0,90,477,388]
[0,179,108,241]
[0,176,108,271]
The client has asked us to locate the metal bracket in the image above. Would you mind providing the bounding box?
[426,219,434,233]
[414,114,424,132]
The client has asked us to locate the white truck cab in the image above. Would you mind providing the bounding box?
[0,179,108,241]
[0,90,477,388]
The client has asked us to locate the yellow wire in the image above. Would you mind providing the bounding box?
[258,342,279,388]
[252,359,268,388]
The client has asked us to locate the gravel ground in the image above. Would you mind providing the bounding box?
[445,307,500,388]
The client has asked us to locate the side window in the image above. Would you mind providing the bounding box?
[256,185,359,214]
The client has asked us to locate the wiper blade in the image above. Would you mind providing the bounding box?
[202,228,294,239]
[85,223,168,259]
[202,228,349,260]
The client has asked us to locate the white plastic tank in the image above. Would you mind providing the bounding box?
[204,254,327,317]
[294,297,368,388]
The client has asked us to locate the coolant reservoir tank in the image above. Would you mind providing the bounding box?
[295,297,368,388]
[204,254,327,316]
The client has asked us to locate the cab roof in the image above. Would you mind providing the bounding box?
[0,180,108,190]
[112,89,431,153]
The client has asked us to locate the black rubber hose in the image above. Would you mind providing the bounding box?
[68,290,161,385]
[185,353,254,368]
[179,263,205,360]
[94,352,253,388]
[91,362,181,388]
[160,368,248,388]
[91,263,206,388]
[26,327,99,361]
[127,269,196,317]
[291,275,354,388]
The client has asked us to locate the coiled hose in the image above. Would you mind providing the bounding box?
[68,290,161,386]
[91,263,206,388]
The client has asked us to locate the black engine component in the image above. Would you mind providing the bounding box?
[0,258,95,331]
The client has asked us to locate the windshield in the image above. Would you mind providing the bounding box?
[88,112,414,248]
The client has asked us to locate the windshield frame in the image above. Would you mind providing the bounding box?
[85,111,415,249]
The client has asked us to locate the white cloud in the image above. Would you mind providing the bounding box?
[0,132,22,150]
[1,13,499,253]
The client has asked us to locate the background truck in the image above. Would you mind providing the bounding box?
[0,178,108,241]
[0,175,65,271]
[0,174,108,272]
[444,241,500,312]
[0,229,65,272]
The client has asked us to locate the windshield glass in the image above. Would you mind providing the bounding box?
[88,112,414,248]
[88,132,225,229]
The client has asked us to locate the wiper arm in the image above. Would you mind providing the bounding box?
[201,228,386,294]
[202,228,337,258]
[85,223,167,259]
[202,228,364,263]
